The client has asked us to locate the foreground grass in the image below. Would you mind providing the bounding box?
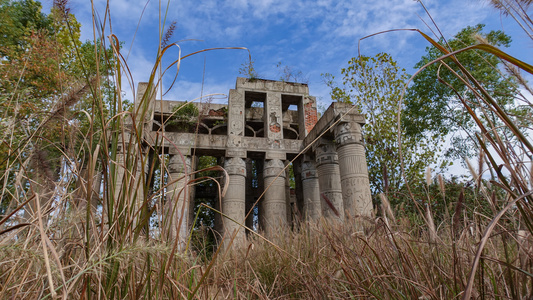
[1,208,531,299]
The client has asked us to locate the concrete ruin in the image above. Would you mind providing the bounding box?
[131,77,373,247]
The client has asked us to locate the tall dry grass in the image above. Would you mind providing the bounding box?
[0,0,533,299]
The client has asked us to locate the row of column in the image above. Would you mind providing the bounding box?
[304,120,373,220]
[220,122,373,243]
[162,154,289,247]
[222,157,287,244]
[162,122,372,247]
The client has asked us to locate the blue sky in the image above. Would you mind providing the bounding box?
[42,0,531,107]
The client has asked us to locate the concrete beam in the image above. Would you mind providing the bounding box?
[303,102,365,148]
[149,132,303,156]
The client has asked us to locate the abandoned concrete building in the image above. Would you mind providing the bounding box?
[129,77,373,247]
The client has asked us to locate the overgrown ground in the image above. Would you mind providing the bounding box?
[1,208,531,298]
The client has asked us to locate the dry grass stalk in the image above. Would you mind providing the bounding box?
[426,203,438,243]
[437,174,445,197]
[161,21,177,48]
[36,193,57,298]
[465,158,478,184]
[425,167,432,186]
[453,189,465,238]
[530,161,533,190]
[50,77,97,120]
[379,193,396,224]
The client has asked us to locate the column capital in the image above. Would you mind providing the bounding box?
[168,154,191,173]
[334,120,364,147]
[301,160,318,180]
[314,138,338,166]
[263,159,286,179]
[224,157,246,176]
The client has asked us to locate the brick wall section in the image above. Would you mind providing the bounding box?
[304,102,318,134]
[269,124,281,133]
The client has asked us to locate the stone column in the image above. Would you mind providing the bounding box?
[301,157,321,221]
[284,161,292,227]
[113,141,147,225]
[166,154,192,248]
[265,93,283,140]
[222,157,247,248]
[188,155,198,230]
[315,138,344,221]
[262,159,287,235]
[245,158,254,233]
[213,157,225,237]
[223,87,247,244]
[292,160,304,224]
[257,160,265,231]
[335,121,373,217]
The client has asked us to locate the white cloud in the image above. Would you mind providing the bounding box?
[42,0,522,110]
[161,80,232,104]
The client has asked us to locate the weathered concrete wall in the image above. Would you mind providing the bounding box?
[166,154,191,249]
[262,159,287,235]
[314,138,344,221]
[222,157,247,248]
[151,133,303,156]
[135,78,374,249]
[235,77,309,94]
[301,157,321,220]
[335,121,373,217]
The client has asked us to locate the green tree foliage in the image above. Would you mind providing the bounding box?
[168,102,199,124]
[324,53,446,197]
[0,1,73,208]
[0,0,117,214]
[276,61,308,83]
[404,24,518,159]
[189,156,220,258]
[0,0,51,59]
[239,58,260,80]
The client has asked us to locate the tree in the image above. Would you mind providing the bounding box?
[0,0,51,59]
[324,53,445,199]
[404,24,519,159]
[0,0,68,214]
[276,61,308,83]
[238,58,260,80]
[0,0,117,216]
[189,155,220,259]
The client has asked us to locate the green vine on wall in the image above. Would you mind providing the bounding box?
[167,102,199,129]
